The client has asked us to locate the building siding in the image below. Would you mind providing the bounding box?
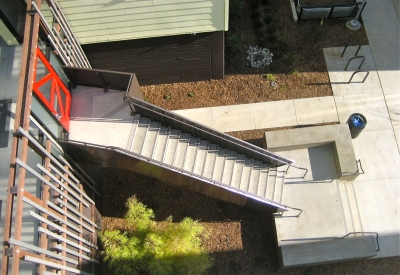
[82,33,212,85]
[56,0,229,45]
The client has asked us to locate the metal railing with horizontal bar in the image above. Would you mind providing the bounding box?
[60,139,292,212]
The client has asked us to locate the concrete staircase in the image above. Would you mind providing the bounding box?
[337,180,364,234]
[127,114,286,203]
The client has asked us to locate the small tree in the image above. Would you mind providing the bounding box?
[100,197,213,275]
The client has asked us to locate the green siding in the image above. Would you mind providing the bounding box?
[56,0,229,44]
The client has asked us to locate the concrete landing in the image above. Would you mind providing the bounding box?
[69,86,135,148]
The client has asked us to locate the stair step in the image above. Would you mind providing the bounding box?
[239,158,253,191]
[131,117,151,154]
[182,137,200,172]
[152,126,171,161]
[248,161,262,193]
[256,163,269,197]
[221,150,237,185]
[193,140,209,175]
[141,121,161,158]
[265,168,277,199]
[212,148,228,181]
[202,144,219,178]
[163,129,181,165]
[172,133,190,169]
[273,170,285,203]
[230,154,246,189]
[126,114,141,150]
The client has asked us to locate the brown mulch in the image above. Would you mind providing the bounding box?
[142,0,368,111]
[101,168,400,275]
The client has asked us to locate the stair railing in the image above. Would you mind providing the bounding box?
[275,206,303,218]
[344,56,365,71]
[124,96,294,167]
[340,232,380,251]
[280,231,379,251]
[59,139,292,211]
[330,159,364,182]
[285,164,308,178]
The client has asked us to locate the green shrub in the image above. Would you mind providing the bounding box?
[230,0,246,17]
[100,197,213,275]
[264,15,272,25]
[226,33,245,55]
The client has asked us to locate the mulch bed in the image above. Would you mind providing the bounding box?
[142,0,368,111]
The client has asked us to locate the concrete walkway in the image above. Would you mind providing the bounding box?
[173,0,400,260]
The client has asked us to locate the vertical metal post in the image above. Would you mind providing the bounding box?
[1,1,42,274]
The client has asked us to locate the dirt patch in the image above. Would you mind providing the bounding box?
[142,0,368,111]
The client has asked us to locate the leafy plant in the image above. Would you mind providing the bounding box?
[267,25,276,34]
[251,8,262,19]
[289,68,299,76]
[226,33,245,55]
[266,34,277,44]
[164,94,171,100]
[230,0,246,17]
[100,197,213,275]
[264,73,275,81]
[264,15,272,25]
[280,85,287,91]
[187,92,194,97]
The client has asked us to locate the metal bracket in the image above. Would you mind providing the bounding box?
[10,186,19,195]
[5,248,13,256]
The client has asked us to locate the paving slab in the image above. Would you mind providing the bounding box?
[334,93,393,131]
[368,39,400,68]
[393,124,400,153]
[384,93,400,125]
[275,181,347,245]
[353,178,400,257]
[363,0,399,15]
[172,107,213,128]
[211,104,255,132]
[352,129,400,181]
[294,97,338,125]
[376,66,400,95]
[362,13,399,41]
[253,100,297,129]
[324,46,376,73]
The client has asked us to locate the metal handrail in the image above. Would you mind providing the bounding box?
[281,231,379,251]
[340,232,379,251]
[348,70,369,83]
[341,44,362,57]
[124,96,294,167]
[330,159,364,182]
[285,164,308,178]
[344,56,365,71]
[275,206,303,218]
[58,139,292,211]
